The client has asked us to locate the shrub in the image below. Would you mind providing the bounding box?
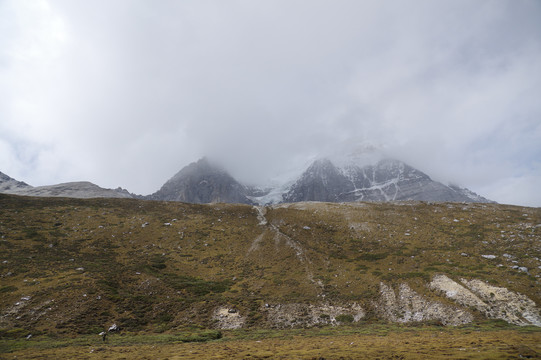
[151,262,167,269]
[335,314,354,323]
[0,285,17,293]
[0,328,28,338]
[358,253,388,261]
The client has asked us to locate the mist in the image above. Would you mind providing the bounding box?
[1,0,540,206]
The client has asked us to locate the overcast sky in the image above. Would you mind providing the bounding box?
[1,0,540,206]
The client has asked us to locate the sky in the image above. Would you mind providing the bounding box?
[1,0,540,207]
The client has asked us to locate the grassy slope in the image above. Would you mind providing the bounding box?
[0,194,540,337]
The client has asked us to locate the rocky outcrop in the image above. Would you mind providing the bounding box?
[211,303,366,330]
[173,273,541,330]
[262,303,365,328]
[212,307,246,329]
[376,282,473,326]
[430,275,541,326]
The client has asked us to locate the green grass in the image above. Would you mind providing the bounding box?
[0,329,223,353]
[2,321,538,354]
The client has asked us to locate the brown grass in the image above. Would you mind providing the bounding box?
[2,325,539,359]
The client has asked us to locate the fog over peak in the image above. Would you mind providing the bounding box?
[1,0,540,206]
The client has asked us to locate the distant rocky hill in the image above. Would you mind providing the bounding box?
[0,172,133,199]
[0,171,31,193]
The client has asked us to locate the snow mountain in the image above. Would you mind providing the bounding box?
[149,157,493,205]
[280,158,492,204]
[1,157,493,204]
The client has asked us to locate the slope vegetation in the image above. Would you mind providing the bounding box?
[0,194,539,337]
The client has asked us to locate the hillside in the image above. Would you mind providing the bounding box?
[0,194,539,337]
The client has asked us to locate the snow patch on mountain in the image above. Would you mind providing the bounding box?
[247,183,291,205]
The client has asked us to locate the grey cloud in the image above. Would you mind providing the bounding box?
[0,0,540,205]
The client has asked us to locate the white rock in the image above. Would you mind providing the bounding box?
[430,274,541,326]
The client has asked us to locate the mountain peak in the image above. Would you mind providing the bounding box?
[282,158,354,203]
[305,158,338,175]
[170,157,224,179]
[148,157,254,204]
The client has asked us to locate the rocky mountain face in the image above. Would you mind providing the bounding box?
[147,158,255,204]
[281,158,492,204]
[0,172,133,199]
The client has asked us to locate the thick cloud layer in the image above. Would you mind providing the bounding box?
[1,0,540,206]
